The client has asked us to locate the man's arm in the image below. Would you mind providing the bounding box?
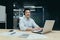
[25,28,33,31]
[32,19,39,28]
[19,19,33,31]
[32,19,43,30]
[19,19,27,31]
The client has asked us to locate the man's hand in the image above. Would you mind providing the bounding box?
[32,27,43,31]
[26,28,33,31]
[25,27,43,31]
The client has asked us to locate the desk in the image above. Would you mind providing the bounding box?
[0,29,60,40]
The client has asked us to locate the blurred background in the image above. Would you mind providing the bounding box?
[0,0,60,30]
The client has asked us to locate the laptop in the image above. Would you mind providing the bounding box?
[32,20,55,34]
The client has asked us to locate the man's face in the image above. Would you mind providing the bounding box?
[25,10,30,18]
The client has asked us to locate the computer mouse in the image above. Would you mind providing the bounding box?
[9,30,13,32]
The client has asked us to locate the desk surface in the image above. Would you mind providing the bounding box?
[0,29,60,40]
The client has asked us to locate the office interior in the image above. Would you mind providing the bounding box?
[0,0,60,30]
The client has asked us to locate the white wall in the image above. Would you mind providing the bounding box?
[0,5,6,23]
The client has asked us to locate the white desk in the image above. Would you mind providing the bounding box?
[0,29,60,40]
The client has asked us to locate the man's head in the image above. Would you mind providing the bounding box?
[24,8,31,18]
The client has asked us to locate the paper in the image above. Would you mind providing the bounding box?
[0,31,47,39]
[0,32,13,36]
[0,31,30,37]
[27,34,47,39]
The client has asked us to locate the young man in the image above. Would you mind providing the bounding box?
[19,8,43,31]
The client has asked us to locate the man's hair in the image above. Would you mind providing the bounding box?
[24,8,30,15]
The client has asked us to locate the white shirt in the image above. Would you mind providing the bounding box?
[19,15,39,31]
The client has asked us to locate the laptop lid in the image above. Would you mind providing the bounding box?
[42,20,55,33]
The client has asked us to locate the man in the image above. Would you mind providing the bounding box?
[19,8,42,31]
